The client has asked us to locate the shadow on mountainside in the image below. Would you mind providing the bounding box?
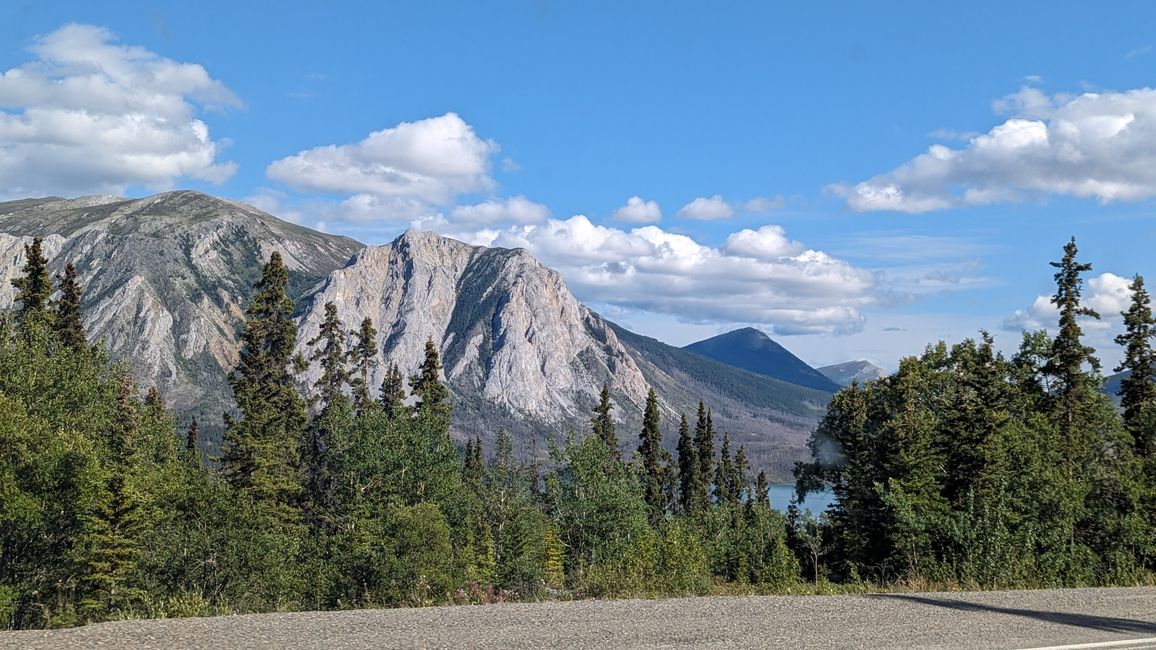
[870,593,1156,635]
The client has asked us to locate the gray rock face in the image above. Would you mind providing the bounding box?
[296,230,652,434]
[817,360,887,387]
[0,191,361,430]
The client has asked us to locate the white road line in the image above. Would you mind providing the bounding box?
[1024,638,1156,650]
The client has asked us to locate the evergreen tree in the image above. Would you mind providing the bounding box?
[1045,237,1101,475]
[220,252,309,524]
[348,317,378,414]
[11,237,51,321]
[676,413,698,514]
[638,388,665,520]
[716,432,736,505]
[733,445,749,504]
[307,302,350,409]
[692,402,714,510]
[591,383,618,457]
[305,302,352,529]
[82,375,146,617]
[1115,274,1156,454]
[185,417,199,453]
[380,362,407,420]
[755,470,770,507]
[53,262,86,350]
[410,338,451,424]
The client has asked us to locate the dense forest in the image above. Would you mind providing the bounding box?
[1,236,1153,629]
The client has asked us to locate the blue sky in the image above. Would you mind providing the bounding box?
[2,2,1155,370]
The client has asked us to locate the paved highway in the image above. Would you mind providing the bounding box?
[3,587,1155,649]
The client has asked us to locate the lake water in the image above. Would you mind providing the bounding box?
[767,484,835,515]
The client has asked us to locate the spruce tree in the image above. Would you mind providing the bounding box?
[53,262,86,350]
[220,252,308,523]
[733,445,749,504]
[591,383,618,457]
[12,237,51,323]
[380,362,407,420]
[1045,237,1101,475]
[307,302,350,409]
[185,417,199,453]
[1115,274,1156,453]
[693,403,715,508]
[755,470,770,507]
[305,301,351,528]
[348,317,378,414]
[716,432,735,505]
[675,413,698,514]
[638,388,665,519]
[410,338,451,423]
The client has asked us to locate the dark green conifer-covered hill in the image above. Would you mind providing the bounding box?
[683,327,841,392]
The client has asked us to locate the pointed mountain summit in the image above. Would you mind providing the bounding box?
[817,360,887,387]
[683,327,840,392]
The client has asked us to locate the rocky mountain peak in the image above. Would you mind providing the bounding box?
[297,230,651,433]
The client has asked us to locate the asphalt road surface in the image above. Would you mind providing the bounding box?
[3,587,1155,649]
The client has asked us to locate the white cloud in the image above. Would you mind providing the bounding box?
[840,86,1156,212]
[723,225,804,259]
[450,218,875,336]
[0,23,239,197]
[676,194,735,220]
[612,196,662,223]
[742,196,785,214]
[266,112,498,204]
[449,195,549,226]
[1003,272,1133,367]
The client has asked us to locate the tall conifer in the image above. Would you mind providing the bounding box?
[12,237,51,323]
[638,388,665,519]
[220,252,308,522]
[380,362,407,420]
[591,383,618,457]
[410,338,451,424]
[675,413,697,514]
[693,403,715,508]
[1045,237,1101,475]
[1115,274,1156,454]
[348,317,378,414]
[53,262,86,350]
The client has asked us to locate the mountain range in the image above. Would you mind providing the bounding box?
[0,191,847,479]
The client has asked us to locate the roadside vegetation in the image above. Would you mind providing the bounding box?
[0,237,1152,629]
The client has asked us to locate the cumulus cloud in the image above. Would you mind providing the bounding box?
[0,23,239,197]
[612,196,662,223]
[839,86,1156,212]
[676,194,735,220]
[449,195,550,226]
[449,218,875,335]
[1004,272,1131,333]
[266,112,498,204]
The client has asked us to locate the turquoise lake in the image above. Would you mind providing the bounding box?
[767,484,835,515]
